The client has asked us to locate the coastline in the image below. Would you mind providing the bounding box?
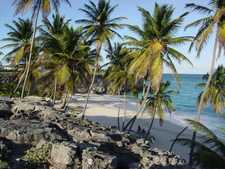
[71,94,196,162]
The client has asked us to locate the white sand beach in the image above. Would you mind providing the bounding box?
[70,94,196,162]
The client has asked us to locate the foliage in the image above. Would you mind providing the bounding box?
[196,65,225,114]
[122,3,192,133]
[1,18,33,65]
[123,3,192,92]
[104,43,132,93]
[76,0,126,45]
[39,17,93,98]
[0,83,21,97]
[185,0,225,123]
[143,81,178,126]
[185,1,225,57]
[176,119,225,169]
[76,0,126,119]
[0,160,9,169]
[24,142,53,165]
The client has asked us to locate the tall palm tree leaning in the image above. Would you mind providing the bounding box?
[177,66,225,168]
[185,0,225,127]
[122,3,192,133]
[171,1,225,165]
[76,0,127,119]
[12,0,71,99]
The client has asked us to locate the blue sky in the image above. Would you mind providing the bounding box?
[0,0,224,74]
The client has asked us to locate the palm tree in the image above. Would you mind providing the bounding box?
[38,14,71,104]
[0,52,3,67]
[143,81,178,140]
[12,0,71,98]
[171,65,225,164]
[76,0,127,119]
[185,0,225,126]
[196,65,225,114]
[39,18,94,108]
[0,18,35,97]
[176,1,225,164]
[122,3,192,133]
[176,119,225,169]
[104,43,133,130]
[1,18,33,66]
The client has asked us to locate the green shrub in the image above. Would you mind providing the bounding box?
[24,142,53,164]
[0,160,9,169]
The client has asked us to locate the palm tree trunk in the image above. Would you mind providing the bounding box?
[123,82,151,133]
[169,35,218,160]
[144,110,156,141]
[117,89,121,130]
[189,131,197,165]
[81,42,102,119]
[61,91,69,109]
[141,76,147,100]
[52,77,57,106]
[122,82,127,130]
[63,93,72,112]
[169,126,189,152]
[189,36,218,164]
[10,63,28,98]
[194,38,217,122]
[21,2,40,99]
[27,82,31,96]
[81,61,98,119]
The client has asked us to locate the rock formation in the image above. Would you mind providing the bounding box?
[0,96,190,169]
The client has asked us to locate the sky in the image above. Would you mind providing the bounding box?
[0,0,224,74]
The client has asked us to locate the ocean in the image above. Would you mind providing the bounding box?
[123,74,225,138]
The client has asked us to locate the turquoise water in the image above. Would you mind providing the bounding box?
[126,74,225,138]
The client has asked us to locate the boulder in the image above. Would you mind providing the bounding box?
[0,100,14,119]
[82,147,117,169]
[0,119,67,145]
[92,85,106,94]
[50,141,80,169]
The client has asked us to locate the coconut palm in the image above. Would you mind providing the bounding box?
[185,0,225,126]
[171,65,225,164]
[0,18,37,97]
[1,18,33,66]
[39,19,94,108]
[143,81,178,140]
[104,43,133,130]
[176,1,225,164]
[196,65,225,114]
[38,14,71,103]
[122,3,192,133]
[176,119,225,169]
[12,0,71,98]
[76,0,127,119]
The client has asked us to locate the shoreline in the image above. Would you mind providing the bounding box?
[70,94,196,162]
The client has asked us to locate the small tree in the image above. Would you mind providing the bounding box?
[143,81,178,140]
